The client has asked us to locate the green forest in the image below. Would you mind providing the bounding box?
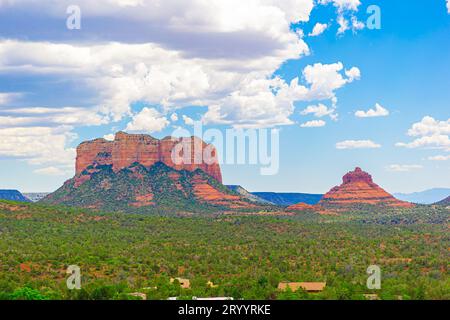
[0,200,448,300]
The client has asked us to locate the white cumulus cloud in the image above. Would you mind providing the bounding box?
[300,103,337,120]
[170,113,178,122]
[125,107,169,133]
[386,164,423,172]
[355,103,389,118]
[336,140,381,149]
[182,115,195,126]
[103,134,115,141]
[428,155,450,161]
[300,120,326,128]
[0,126,76,167]
[396,116,450,150]
[309,23,328,36]
[0,0,365,170]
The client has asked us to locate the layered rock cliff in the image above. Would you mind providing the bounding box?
[76,132,222,183]
[42,132,260,212]
[319,167,414,208]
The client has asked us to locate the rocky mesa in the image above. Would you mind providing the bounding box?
[42,132,256,212]
[76,131,222,184]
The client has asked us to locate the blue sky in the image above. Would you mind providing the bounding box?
[0,0,449,194]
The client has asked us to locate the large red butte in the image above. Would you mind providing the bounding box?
[75,131,223,183]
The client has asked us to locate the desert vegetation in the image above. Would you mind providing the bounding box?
[0,200,448,300]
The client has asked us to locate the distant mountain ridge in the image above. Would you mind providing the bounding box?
[0,190,30,202]
[251,192,323,206]
[23,193,50,202]
[226,186,273,204]
[435,196,450,206]
[394,188,450,205]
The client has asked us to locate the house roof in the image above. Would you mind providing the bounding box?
[278,282,326,292]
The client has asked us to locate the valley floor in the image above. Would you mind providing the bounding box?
[0,201,448,300]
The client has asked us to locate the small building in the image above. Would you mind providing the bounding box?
[278,282,326,293]
[170,277,191,289]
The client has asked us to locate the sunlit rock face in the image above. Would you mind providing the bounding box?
[75,131,222,183]
[319,167,414,208]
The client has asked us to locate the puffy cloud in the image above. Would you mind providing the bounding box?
[396,135,450,149]
[0,39,309,123]
[355,103,389,118]
[351,16,365,31]
[309,23,328,36]
[0,126,76,168]
[182,115,195,126]
[428,155,450,161]
[125,107,169,133]
[406,116,450,137]
[0,1,314,60]
[300,120,326,128]
[336,140,381,149]
[0,107,108,127]
[302,62,360,101]
[396,117,450,150]
[337,16,350,35]
[0,0,364,170]
[103,134,115,141]
[170,113,179,122]
[447,0,450,14]
[301,103,337,120]
[203,77,294,128]
[386,164,423,172]
[203,62,359,128]
[337,16,364,35]
[345,67,361,82]
[319,0,361,12]
[320,0,363,35]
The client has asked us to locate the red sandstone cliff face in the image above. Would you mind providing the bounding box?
[76,132,222,183]
[319,167,414,208]
[286,203,316,211]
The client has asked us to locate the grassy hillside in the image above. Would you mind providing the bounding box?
[0,200,448,300]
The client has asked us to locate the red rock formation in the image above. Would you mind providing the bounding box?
[286,203,316,211]
[190,174,255,209]
[319,167,414,208]
[76,132,222,183]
